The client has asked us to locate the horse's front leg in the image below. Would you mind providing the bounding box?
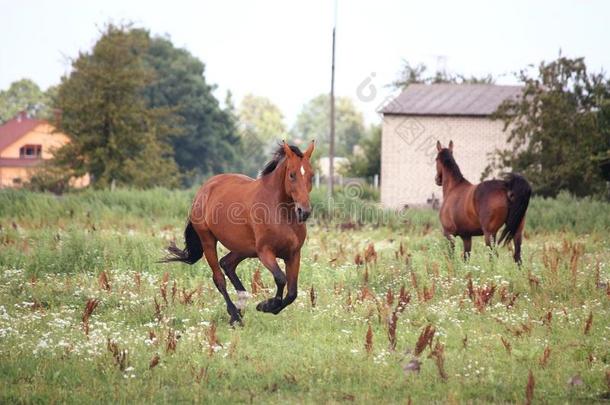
[256,247,286,314]
[280,250,300,311]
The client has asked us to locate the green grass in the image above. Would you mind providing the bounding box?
[0,188,609,403]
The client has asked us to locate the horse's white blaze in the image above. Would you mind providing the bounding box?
[300,165,305,176]
[236,291,250,310]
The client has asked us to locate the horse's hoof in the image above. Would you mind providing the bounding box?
[229,311,243,326]
[269,306,283,315]
[229,316,243,327]
[256,297,282,313]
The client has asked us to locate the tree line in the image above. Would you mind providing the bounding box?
[0,24,373,190]
[1,24,608,198]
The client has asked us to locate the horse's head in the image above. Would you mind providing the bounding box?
[435,140,454,186]
[282,141,315,222]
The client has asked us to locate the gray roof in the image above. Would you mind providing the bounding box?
[380,84,522,116]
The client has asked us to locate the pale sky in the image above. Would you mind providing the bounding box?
[1,0,609,126]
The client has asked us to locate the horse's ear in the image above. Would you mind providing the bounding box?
[303,140,315,159]
[282,141,295,159]
[436,140,442,152]
[448,140,454,152]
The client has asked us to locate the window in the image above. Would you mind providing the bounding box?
[19,144,42,158]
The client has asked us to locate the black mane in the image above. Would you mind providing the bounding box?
[260,144,303,177]
[438,149,464,181]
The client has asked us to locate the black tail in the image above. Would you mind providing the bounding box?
[498,174,532,245]
[159,221,203,264]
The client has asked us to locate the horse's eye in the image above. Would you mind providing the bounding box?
[289,172,296,181]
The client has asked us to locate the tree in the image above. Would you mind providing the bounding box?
[390,59,494,90]
[141,33,242,181]
[343,124,381,178]
[237,94,287,177]
[488,55,610,197]
[0,79,54,122]
[53,24,179,188]
[292,94,365,157]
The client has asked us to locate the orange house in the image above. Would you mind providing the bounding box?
[0,111,89,188]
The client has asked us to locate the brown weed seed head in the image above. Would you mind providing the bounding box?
[414,324,435,357]
[365,324,373,355]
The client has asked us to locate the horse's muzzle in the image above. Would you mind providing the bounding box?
[295,205,311,222]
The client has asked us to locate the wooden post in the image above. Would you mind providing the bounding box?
[328,0,337,199]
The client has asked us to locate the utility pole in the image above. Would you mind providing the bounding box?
[328,0,337,198]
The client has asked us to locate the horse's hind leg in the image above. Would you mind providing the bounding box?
[443,229,455,256]
[200,233,242,325]
[483,230,499,261]
[513,219,525,265]
[256,248,286,314]
[479,206,501,258]
[462,236,472,261]
[483,232,495,249]
[219,252,249,312]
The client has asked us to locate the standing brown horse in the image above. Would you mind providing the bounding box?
[162,141,315,324]
[435,140,531,263]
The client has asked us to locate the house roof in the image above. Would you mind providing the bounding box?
[0,112,45,152]
[380,84,523,116]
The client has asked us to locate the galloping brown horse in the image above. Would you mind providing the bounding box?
[435,141,531,263]
[162,141,315,324]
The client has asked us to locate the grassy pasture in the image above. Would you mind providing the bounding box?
[0,188,609,403]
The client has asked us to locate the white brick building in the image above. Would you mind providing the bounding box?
[380,84,522,208]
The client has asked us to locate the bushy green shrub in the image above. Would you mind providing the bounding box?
[1,187,609,234]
